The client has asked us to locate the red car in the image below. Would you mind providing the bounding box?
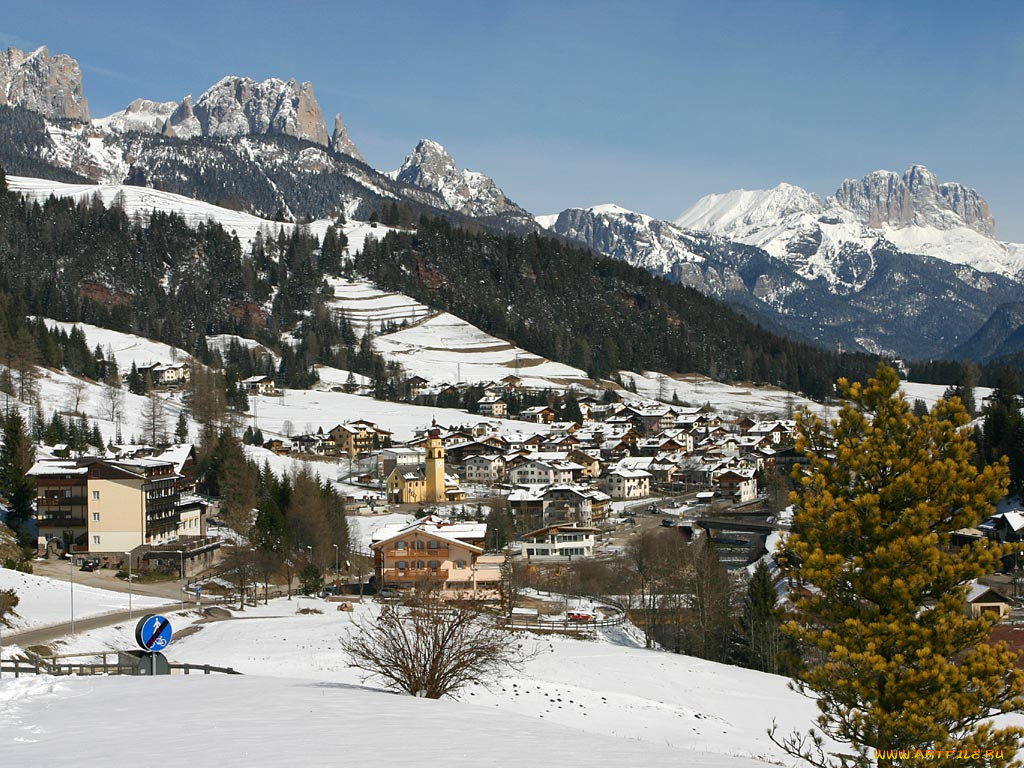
[567,612,593,622]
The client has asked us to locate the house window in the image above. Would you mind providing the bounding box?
[396,561,407,570]
[396,541,406,550]
[456,560,466,569]
[526,549,534,556]
[92,512,100,521]
[429,560,440,571]
[416,560,424,570]
[415,540,425,550]
[92,490,100,500]
[428,540,439,550]
[92,535,100,545]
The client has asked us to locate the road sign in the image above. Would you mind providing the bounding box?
[135,614,173,651]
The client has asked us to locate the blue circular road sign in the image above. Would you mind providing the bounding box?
[135,614,173,651]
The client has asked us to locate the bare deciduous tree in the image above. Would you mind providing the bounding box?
[103,383,124,422]
[66,380,89,416]
[342,596,530,699]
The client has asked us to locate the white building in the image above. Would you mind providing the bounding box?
[520,523,599,561]
[463,454,506,485]
[606,468,652,499]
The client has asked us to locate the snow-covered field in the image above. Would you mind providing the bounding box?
[900,380,993,409]
[0,567,167,632]
[326,278,595,389]
[620,370,826,417]
[0,596,822,767]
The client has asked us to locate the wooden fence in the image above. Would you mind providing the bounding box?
[0,657,241,677]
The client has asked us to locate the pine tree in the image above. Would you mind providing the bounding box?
[175,411,189,444]
[734,560,788,674]
[773,364,1024,767]
[0,411,35,537]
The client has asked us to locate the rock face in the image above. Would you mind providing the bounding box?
[330,113,364,161]
[0,46,89,121]
[189,76,330,145]
[834,164,995,237]
[394,138,521,218]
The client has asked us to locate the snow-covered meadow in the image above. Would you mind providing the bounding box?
[1,593,826,767]
[0,567,167,632]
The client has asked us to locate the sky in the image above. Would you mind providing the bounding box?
[4,0,1024,238]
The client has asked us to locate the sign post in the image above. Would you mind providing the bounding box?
[134,614,173,676]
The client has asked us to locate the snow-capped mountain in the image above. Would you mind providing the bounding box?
[97,75,336,150]
[676,167,1024,281]
[94,98,178,134]
[391,138,529,221]
[541,202,1023,359]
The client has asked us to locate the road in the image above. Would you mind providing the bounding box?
[5,602,194,649]
[4,558,201,649]
[32,558,188,601]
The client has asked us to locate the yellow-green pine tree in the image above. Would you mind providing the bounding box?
[775,363,1024,768]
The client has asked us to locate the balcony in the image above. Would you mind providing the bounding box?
[37,496,87,508]
[384,568,449,583]
[36,516,87,528]
[386,547,449,559]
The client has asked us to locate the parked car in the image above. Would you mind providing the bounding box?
[377,588,400,599]
[567,612,593,621]
[661,518,677,528]
[80,559,100,572]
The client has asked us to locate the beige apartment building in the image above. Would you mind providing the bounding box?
[30,453,206,561]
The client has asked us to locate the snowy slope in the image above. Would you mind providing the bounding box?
[326,279,594,389]
[6,174,398,252]
[0,567,167,632]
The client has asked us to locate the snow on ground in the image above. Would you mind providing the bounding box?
[620,370,829,417]
[0,672,728,767]
[114,599,830,766]
[312,364,371,390]
[246,388,539,443]
[42,319,191,371]
[206,334,279,365]
[29,365,191,450]
[900,380,993,409]
[7,175,401,255]
[0,567,167,632]
[375,312,590,387]
[326,278,594,389]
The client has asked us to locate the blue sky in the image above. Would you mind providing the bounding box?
[5,1,1024,238]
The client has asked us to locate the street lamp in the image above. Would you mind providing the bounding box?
[70,555,75,634]
[333,544,339,585]
[124,551,133,621]
[172,550,185,610]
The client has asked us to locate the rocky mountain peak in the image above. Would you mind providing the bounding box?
[395,139,457,187]
[0,46,90,121]
[189,75,330,146]
[330,113,364,162]
[833,165,995,237]
[390,138,529,221]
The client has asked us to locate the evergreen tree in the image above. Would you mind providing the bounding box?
[0,411,35,537]
[733,560,788,674]
[175,411,189,443]
[774,364,1024,767]
[127,362,145,395]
